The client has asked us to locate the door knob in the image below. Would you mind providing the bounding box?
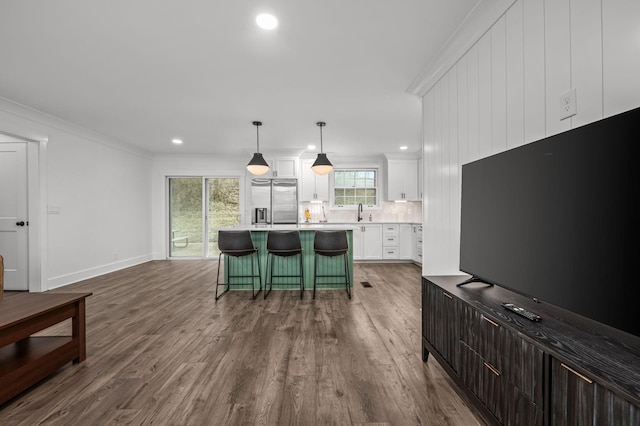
[16,221,25,226]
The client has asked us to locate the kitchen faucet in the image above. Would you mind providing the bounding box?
[357,203,363,222]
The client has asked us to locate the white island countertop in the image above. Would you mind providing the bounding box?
[221,224,357,231]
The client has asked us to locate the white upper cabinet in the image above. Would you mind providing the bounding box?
[385,157,419,201]
[264,156,298,178]
[300,159,329,202]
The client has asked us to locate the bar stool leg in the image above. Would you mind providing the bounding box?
[252,252,256,299]
[313,253,318,299]
[252,252,262,299]
[264,252,272,299]
[216,252,228,300]
[344,252,351,299]
[299,252,304,299]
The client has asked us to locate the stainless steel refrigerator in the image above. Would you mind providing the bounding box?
[250,178,298,224]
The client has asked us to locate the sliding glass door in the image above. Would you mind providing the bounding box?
[207,178,240,256]
[168,177,240,258]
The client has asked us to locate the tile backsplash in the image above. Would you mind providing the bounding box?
[300,201,422,223]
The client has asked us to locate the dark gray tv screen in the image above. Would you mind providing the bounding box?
[460,106,640,338]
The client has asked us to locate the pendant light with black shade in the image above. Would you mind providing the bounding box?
[246,121,270,175]
[311,121,333,175]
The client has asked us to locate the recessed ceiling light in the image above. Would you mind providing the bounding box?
[400,145,408,150]
[256,13,278,30]
[307,144,316,151]
[172,139,183,145]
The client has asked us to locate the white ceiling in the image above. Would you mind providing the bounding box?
[0,0,479,158]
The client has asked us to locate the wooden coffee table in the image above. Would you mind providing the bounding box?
[0,292,92,405]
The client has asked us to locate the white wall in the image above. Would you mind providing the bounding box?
[0,97,153,290]
[420,0,640,275]
[151,155,247,259]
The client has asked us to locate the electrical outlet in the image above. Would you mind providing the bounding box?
[559,88,577,120]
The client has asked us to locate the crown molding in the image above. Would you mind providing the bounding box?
[0,96,152,158]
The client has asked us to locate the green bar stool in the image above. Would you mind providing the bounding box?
[216,230,262,300]
[265,230,304,299]
[313,230,351,299]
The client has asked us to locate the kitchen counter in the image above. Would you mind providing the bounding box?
[303,221,422,225]
[218,225,354,293]
[224,224,357,231]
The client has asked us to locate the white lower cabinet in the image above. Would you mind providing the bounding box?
[351,223,421,261]
[413,225,423,264]
[352,224,383,260]
[399,224,413,260]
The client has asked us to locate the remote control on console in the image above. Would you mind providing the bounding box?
[502,303,542,322]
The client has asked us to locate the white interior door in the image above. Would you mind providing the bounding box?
[0,142,28,290]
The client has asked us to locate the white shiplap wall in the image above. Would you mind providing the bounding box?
[421,0,640,275]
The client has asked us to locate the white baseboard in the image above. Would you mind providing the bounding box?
[46,254,153,290]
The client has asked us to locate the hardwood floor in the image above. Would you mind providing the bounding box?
[0,261,485,425]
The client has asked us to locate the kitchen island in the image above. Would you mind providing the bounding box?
[218,224,355,293]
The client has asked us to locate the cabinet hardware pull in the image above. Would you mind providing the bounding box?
[560,363,593,383]
[483,316,500,327]
[483,362,501,376]
[443,292,452,299]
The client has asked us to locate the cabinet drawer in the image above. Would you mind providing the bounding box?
[383,224,399,234]
[383,248,399,259]
[460,304,504,371]
[383,235,398,246]
[460,342,505,423]
[504,381,543,426]
[461,342,542,426]
[504,332,545,406]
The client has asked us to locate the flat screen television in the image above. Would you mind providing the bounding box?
[460,106,640,338]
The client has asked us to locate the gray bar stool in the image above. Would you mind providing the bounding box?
[313,230,351,299]
[216,230,262,300]
[265,230,304,299]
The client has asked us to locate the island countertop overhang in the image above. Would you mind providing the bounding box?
[220,224,357,231]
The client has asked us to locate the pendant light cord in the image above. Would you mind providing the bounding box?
[256,125,260,152]
[317,121,326,153]
[253,120,262,152]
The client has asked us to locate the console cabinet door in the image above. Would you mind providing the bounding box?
[551,358,639,426]
[422,280,459,372]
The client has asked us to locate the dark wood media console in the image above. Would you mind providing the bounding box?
[422,275,640,426]
[0,292,92,405]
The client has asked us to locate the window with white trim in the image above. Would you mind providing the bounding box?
[332,169,378,208]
